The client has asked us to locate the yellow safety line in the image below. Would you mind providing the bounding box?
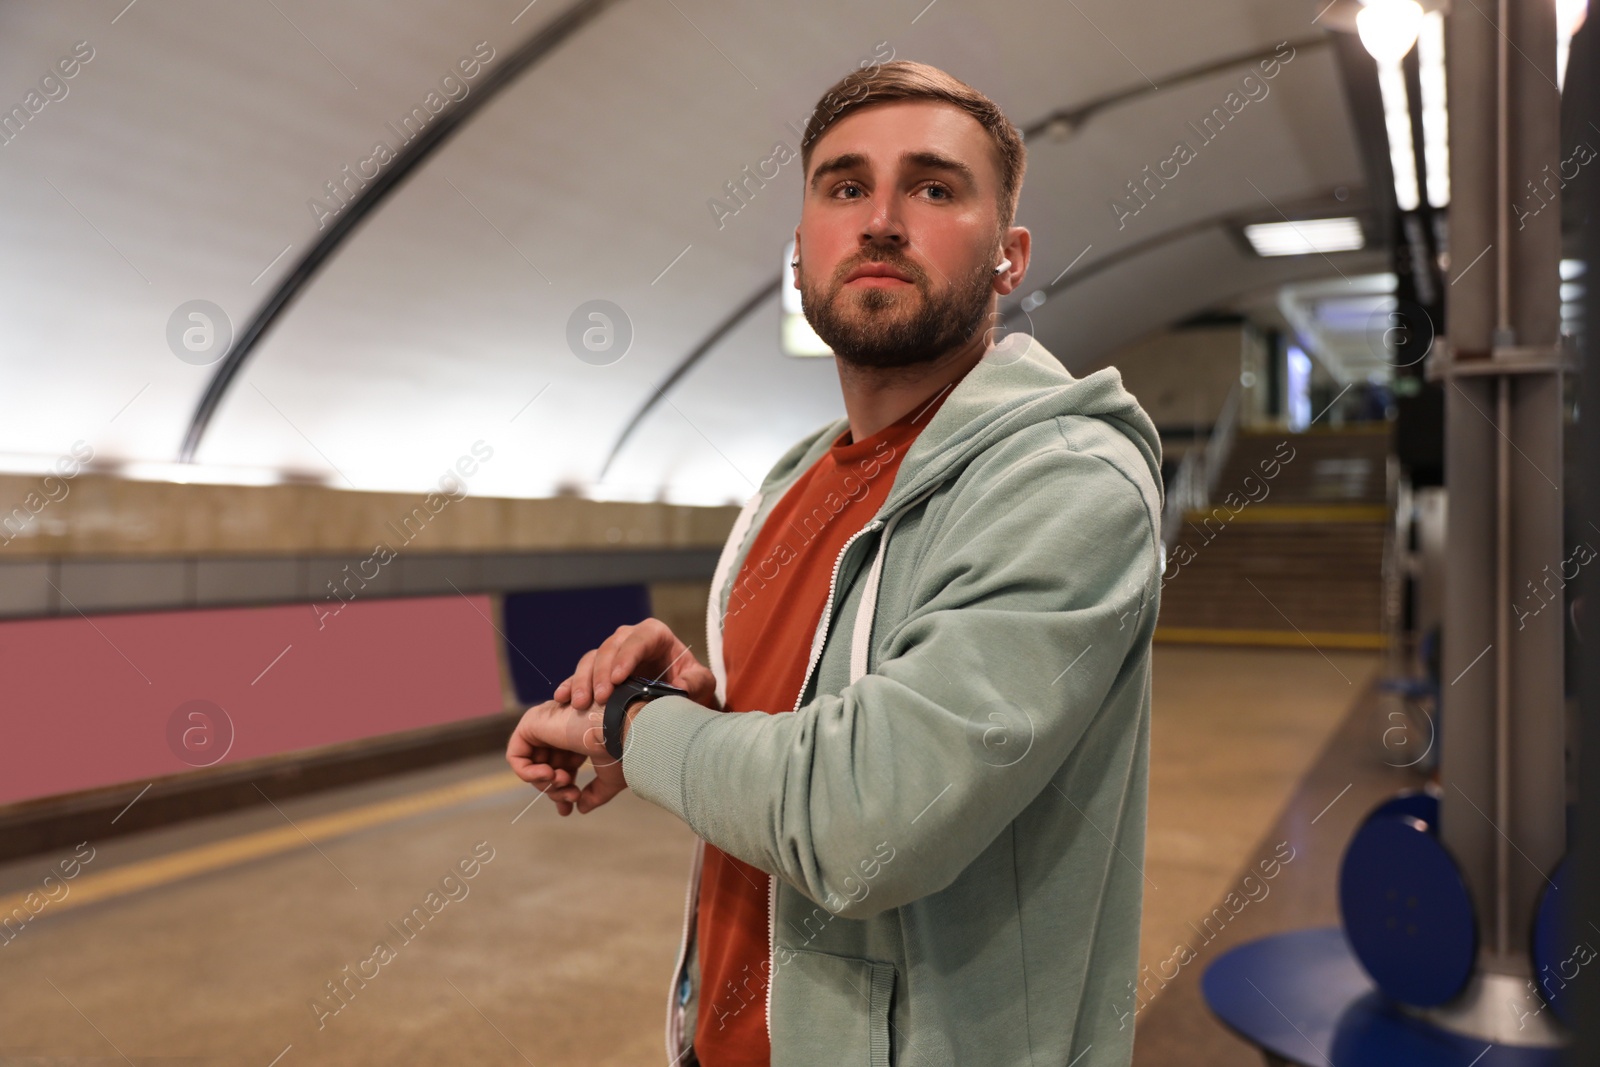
[0,773,526,921]
[1155,626,1387,650]
[1180,505,1390,524]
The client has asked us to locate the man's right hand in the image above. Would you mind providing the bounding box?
[554,617,720,712]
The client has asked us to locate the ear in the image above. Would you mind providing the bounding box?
[991,226,1032,295]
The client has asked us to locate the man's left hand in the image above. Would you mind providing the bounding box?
[505,699,629,816]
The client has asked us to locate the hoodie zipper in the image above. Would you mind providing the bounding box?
[767,515,886,1042]
[789,518,885,713]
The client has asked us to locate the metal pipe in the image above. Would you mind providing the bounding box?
[1490,0,1513,964]
[1494,375,1512,959]
[1495,0,1511,336]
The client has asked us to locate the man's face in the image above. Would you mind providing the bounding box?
[795,100,1007,369]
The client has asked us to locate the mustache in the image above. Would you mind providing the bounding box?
[835,253,925,285]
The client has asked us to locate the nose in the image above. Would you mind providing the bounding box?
[859,190,906,250]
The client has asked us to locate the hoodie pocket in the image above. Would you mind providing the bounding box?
[770,947,896,1066]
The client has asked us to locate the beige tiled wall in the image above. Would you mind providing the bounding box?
[0,471,741,558]
[646,580,716,659]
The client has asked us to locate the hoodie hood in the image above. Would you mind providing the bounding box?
[757,335,1164,521]
[702,333,1165,715]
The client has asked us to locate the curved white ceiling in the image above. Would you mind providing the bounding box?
[0,0,1373,506]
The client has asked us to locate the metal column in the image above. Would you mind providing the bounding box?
[1426,0,1570,1045]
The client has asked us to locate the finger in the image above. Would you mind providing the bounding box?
[550,749,590,782]
[553,674,574,702]
[506,701,562,766]
[515,762,552,787]
[598,619,674,704]
[589,625,636,707]
[517,741,552,767]
[568,649,599,709]
[506,734,549,779]
[576,780,611,812]
[505,713,538,765]
[516,744,586,786]
[520,762,568,788]
[576,774,625,814]
[672,662,718,708]
[515,742,567,775]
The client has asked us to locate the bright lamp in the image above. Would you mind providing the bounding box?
[1357,0,1425,64]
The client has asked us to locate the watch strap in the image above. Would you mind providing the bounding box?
[602,675,687,759]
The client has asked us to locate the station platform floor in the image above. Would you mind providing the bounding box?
[0,645,1416,1066]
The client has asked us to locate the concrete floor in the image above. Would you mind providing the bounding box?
[0,760,699,1065]
[1137,646,1382,1007]
[1133,650,1428,1066]
[0,645,1406,1065]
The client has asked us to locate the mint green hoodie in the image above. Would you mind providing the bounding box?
[624,335,1164,1066]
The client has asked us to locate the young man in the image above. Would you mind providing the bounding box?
[507,60,1163,1067]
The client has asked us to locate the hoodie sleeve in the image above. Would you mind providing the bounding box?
[621,427,1160,920]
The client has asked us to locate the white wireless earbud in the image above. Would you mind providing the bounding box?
[993,257,1012,275]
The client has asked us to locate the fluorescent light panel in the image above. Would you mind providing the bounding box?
[0,453,71,476]
[1244,218,1366,257]
[1376,62,1421,211]
[1417,11,1449,207]
[120,462,286,487]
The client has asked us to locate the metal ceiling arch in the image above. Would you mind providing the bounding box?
[177,0,629,464]
[596,277,781,482]
[1016,34,1328,139]
[595,34,1334,482]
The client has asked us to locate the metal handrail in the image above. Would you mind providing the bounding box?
[1160,382,1242,551]
[1204,382,1243,501]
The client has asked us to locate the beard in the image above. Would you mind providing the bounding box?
[800,248,997,370]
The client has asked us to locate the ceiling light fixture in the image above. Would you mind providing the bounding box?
[119,462,286,487]
[1416,10,1450,208]
[1244,217,1367,257]
[1356,0,1424,65]
[1358,0,1425,212]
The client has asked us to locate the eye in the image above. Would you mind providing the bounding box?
[919,183,952,200]
[832,181,867,199]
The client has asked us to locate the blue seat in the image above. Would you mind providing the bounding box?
[1202,927,1563,1066]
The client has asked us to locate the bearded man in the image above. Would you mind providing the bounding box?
[508,59,1163,1067]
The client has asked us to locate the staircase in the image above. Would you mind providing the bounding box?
[1155,426,1391,648]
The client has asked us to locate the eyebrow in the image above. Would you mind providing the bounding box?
[807,150,978,194]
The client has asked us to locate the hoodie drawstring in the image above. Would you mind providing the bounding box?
[849,486,940,684]
[707,490,765,710]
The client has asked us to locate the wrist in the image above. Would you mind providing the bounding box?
[619,696,650,752]
[602,675,687,759]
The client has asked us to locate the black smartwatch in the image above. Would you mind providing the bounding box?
[603,675,688,759]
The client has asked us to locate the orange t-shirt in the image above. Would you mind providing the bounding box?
[694,383,953,1066]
